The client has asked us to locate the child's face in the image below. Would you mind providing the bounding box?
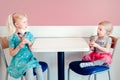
[15,17,28,30]
[97,25,107,37]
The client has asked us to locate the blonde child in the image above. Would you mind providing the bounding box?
[7,12,44,80]
[80,21,113,68]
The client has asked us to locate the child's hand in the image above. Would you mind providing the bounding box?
[89,41,99,51]
[19,41,25,48]
[89,41,94,51]
[19,38,30,48]
[93,43,99,48]
[22,38,30,44]
[89,41,99,48]
[89,41,94,47]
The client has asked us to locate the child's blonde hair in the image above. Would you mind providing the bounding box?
[98,21,113,35]
[6,12,27,36]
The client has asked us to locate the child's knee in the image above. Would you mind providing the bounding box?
[35,66,43,73]
[101,56,112,64]
[82,56,91,61]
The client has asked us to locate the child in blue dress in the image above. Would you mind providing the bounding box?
[6,12,44,80]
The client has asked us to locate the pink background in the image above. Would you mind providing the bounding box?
[0,0,120,26]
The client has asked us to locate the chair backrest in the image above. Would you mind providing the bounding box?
[0,37,9,49]
[109,36,117,49]
[0,37,9,67]
[109,36,117,57]
[112,37,120,58]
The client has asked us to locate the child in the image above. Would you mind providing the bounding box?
[80,21,113,68]
[6,12,44,80]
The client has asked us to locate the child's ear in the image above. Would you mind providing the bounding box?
[14,22,19,28]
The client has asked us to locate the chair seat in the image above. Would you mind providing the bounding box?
[24,61,48,76]
[33,61,48,75]
[69,61,109,75]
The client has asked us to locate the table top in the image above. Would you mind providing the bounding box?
[31,38,89,52]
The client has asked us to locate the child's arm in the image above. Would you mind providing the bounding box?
[89,36,96,51]
[94,42,111,52]
[89,41,96,51]
[9,47,20,56]
[9,40,26,56]
[27,41,33,48]
[22,38,33,48]
[89,36,112,52]
[23,32,34,48]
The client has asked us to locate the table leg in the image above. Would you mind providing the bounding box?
[58,52,64,80]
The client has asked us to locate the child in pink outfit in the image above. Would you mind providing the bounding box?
[80,21,113,68]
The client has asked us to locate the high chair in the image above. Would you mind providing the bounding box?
[68,36,118,80]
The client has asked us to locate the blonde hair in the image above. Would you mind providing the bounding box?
[98,21,113,35]
[6,12,27,36]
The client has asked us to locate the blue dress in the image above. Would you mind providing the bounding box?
[7,32,40,78]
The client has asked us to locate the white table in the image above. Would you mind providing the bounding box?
[31,38,89,80]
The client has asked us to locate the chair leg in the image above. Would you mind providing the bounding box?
[88,75,91,80]
[94,74,97,80]
[108,70,111,80]
[47,68,50,80]
[21,76,24,80]
[5,71,8,80]
[68,67,70,80]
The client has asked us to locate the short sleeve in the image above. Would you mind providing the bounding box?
[26,32,35,42]
[9,36,15,48]
[107,37,112,45]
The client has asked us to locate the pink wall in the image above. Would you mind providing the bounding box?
[0,0,120,26]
